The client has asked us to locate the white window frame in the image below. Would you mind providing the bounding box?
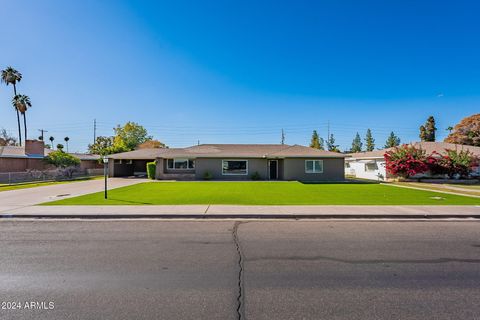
[222,159,249,176]
[305,160,323,174]
[167,158,195,170]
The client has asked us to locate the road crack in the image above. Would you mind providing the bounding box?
[232,221,246,320]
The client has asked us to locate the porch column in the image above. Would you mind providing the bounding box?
[155,158,164,180]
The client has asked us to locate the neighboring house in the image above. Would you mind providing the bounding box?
[345,141,480,181]
[0,140,102,173]
[108,144,346,181]
[345,149,387,181]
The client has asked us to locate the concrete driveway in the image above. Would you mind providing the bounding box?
[0,178,145,212]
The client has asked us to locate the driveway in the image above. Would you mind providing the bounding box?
[0,178,145,212]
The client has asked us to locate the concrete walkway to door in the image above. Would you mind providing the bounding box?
[0,178,145,212]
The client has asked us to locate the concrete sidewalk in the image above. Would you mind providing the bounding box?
[1,205,479,219]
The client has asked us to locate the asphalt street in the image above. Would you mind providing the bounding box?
[0,220,479,320]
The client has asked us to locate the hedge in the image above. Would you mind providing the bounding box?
[146,161,156,179]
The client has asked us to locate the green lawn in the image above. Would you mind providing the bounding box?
[43,181,480,205]
[0,176,102,192]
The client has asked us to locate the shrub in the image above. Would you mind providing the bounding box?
[45,150,80,168]
[384,145,432,178]
[251,171,261,180]
[203,171,212,180]
[432,149,477,178]
[146,161,156,179]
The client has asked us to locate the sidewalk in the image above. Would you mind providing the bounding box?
[1,205,479,219]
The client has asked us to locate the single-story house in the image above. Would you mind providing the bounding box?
[345,141,480,181]
[108,144,346,181]
[0,140,102,173]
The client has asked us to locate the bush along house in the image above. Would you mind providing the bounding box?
[108,144,346,181]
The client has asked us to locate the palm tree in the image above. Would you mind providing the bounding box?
[64,136,70,152]
[1,67,23,146]
[12,95,31,142]
[49,136,55,150]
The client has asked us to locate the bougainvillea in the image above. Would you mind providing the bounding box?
[384,145,433,178]
[432,149,477,178]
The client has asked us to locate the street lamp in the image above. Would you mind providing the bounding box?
[103,156,109,199]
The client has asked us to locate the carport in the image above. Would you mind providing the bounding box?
[108,149,165,177]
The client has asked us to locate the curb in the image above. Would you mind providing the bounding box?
[2,214,480,220]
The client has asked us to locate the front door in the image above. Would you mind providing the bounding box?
[269,160,278,180]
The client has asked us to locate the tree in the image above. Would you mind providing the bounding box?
[419,116,436,142]
[12,94,31,141]
[444,114,480,146]
[385,132,401,148]
[45,150,80,168]
[49,136,55,149]
[310,130,321,149]
[318,137,325,150]
[350,132,362,153]
[384,145,432,178]
[113,122,152,151]
[326,134,340,152]
[56,143,64,151]
[0,128,17,146]
[1,67,23,146]
[137,140,167,149]
[88,136,118,155]
[365,129,375,151]
[64,137,70,152]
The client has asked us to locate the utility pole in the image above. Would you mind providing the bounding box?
[38,129,48,141]
[93,119,97,145]
[281,129,285,145]
[327,121,330,139]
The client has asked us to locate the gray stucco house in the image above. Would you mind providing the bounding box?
[108,144,345,181]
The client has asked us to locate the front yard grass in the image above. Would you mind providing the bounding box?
[43,181,480,205]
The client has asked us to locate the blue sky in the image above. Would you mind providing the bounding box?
[0,0,479,152]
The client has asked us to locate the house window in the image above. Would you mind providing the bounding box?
[365,162,378,172]
[114,159,122,164]
[305,160,323,173]
[124,159,133,164]
[345,162,350,168]
[167,159,195,170]
[174,159,189,169]
[222,160,248,175]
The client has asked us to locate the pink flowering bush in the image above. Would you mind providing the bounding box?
[384,145,433,178]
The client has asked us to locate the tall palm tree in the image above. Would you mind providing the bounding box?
[64,136,70,152]
[12,95,31,142]
[49,136,55,150]
[1,67,23,146]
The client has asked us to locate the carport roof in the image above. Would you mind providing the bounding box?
[109,144,346,159]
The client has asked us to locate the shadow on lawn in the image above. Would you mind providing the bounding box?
[107,198,154,205]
